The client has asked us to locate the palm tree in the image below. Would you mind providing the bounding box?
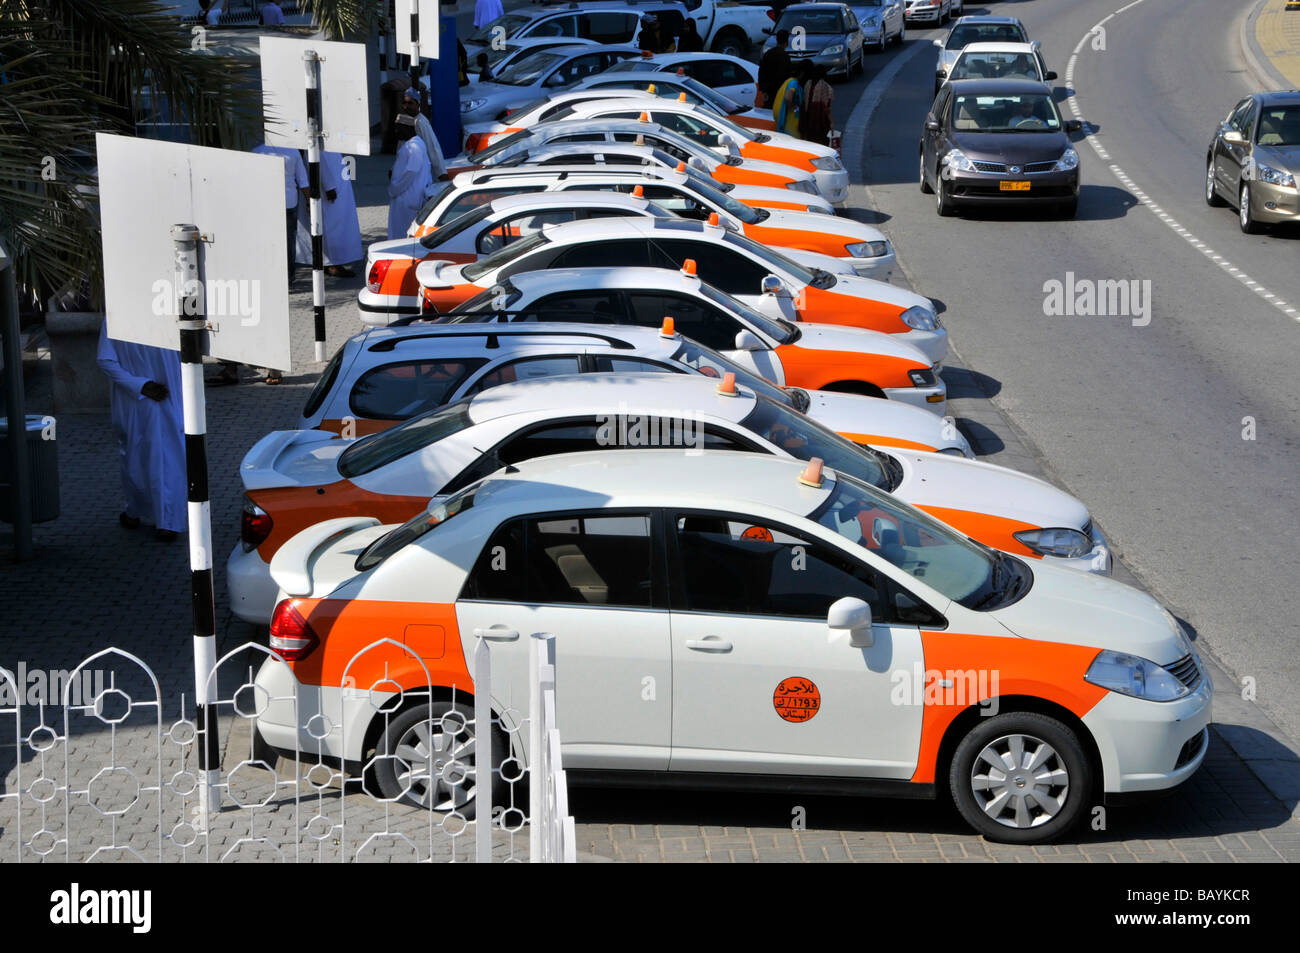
[0,0,384,314]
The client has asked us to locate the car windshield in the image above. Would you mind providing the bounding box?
[776,10,843,34]
[468,13,531,45]
[672,76,745,113]
[669,339,798,409]
[946,23,1026,49]
[741,397,890,489]
[471,127,530,161]
[951,93,1061,132]
[354,481,481,572]
[419,203,494,249]
[461,231,549,282]
[813,471,1004,608]
[951,51,1039,81]
[1256,105,1300,146]
[413,180,458,228]
[698,283,797,344]
[339,400,473,479]
[456,279,522,313]
[675,176,761,223]
[723,231,816,284]
[494,50,565,86]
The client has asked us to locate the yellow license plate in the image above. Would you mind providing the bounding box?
[1000,181,1031,191]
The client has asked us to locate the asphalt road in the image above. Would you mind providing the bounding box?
[859,0,1300,742]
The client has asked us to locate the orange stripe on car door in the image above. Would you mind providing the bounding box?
[910,632,1107,784]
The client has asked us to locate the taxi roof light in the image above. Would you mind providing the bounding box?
[660,316,676,338]
[681,258,697,276]
[639,111,650,122]
[798,457,825,488]
[676,161,688,172]
[678,92,687,102]
[707,212,720,226]
[647,84,657,93]
[716,371,738,396]
[633,185,645,197]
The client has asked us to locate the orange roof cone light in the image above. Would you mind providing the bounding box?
[641,49,654,58]
[717,371,738,397]
[660,316,676,338]
[799,457,825,488]
[678,92,687,102]
[676,67,686,75]
[707,212,720,226]
[681,258,697,276]
[639,111,650,122]
[633,185,645,197]
[676,161,688,172]
[647,84,657,93]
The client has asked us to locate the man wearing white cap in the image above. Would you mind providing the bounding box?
[403,87,447,182]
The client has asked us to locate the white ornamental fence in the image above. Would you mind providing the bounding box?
[0,631,575,863]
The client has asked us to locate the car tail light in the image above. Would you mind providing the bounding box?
[241,497,273,552]
[269,601,319,661]
[766,9,777,20]
[420,288,439,316]
[367,258,392,294]
[464,131,489,154]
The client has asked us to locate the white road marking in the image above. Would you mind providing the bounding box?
[1064,0,1297,323]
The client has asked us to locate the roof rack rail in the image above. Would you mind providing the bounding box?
[368,325,638,351]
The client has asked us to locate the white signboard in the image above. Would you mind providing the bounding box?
[260,36,372,155]
[96,133,292,371]
[395,0,441,60]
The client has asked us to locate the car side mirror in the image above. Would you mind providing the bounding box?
[935,69,945,78]
[734,329,763,351]
[932,39,942,48]
[1044,70,1058,80]
[761,274,785,296]
[925,119,941,132]
[762,27,773,35]
[1065,119,1082,133]
[1223,129,1245,144]
[829,597,873,648]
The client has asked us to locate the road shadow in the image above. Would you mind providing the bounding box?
[941,364,1001,399]
[946,184,1137,223]
[956,417,1006,454]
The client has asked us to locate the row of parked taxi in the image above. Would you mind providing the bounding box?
[231,7,1211,844]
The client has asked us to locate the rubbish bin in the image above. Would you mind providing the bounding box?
[0,414,59,523]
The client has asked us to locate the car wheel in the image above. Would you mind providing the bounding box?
[935,173,955,215]
[898,22,906,44]
[1204,159,1226,207]
[919,150,933,193]
[372,699,506,817]
[949,711,1092,844]
[1239,182,1262,233]
[711,30,747,59]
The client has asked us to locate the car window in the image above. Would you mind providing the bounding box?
[549,52,607,87]
[349,359,488,420]
[338,399,474,478]
[462,511,656,608]
[527,14,578,38]
[517,290,629,323]
[627,291,739,351]
[550,237,653,269]
[590,356,682,374]
[951,92,1060,132]
[540,152,597,164]
[436,186,544,225]
[1239,102,1260,141]
[462,231,550,282]
[302,343,346,419]
[464,354,584,395]
[580,11,637,42]
[476,209,582,254]
[354,483,480,573]
[1256,105,1300,145]
[672,514,888,620]
[713,62,750,87]
[414,180,457,227]
[645,238,768,297]
[421,203,495,250]
[1227,98,1253,132]
[653,111,723,147]
[467,13,531,46]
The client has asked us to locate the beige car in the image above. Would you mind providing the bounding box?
[1205,91,1300,233]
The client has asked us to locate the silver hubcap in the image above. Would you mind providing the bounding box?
[1206,164,1215,200]
[392,715,476,811]
[1241,186,1250,226]
[970,733,1070,829]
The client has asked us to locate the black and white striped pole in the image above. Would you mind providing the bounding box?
[303,50,327,364]
[409,4,421,95]
[171,223,221,820]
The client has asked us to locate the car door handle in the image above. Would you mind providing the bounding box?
[685,637,733,653]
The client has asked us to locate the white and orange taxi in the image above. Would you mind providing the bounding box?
[253,450,1210,842]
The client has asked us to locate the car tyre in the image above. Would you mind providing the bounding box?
[896,22,906,45]
[711,30,747,60]
[372,698,508,818]
[1239,182,1262,233]
[949,711,1092,844]
[1204,159,1226,207]
[919,151,933,193]
[935,173,955,215]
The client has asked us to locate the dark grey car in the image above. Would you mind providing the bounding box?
[762,3,866,79]
[918,79,1083,217]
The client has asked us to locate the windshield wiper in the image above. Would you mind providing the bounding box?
[754,133,771,143]
[811,268,836,290]
[969,554,1006,610]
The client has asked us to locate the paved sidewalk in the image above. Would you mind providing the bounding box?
[1244,0,1300,88]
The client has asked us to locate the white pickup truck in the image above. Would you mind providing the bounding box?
[681,0,780,57]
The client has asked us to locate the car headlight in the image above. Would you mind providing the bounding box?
[864,17,880,28]
[822,44,845,56]
[811,155,843,171]
[1084,650,1192,702]
[845,240,889,258]
[899,305,939,330]
[1012,527,1092,559]
[461,98,487,113]
[1053,147,1079,172]
[1256,162,1296,188]
[786,179,819,194]
[907,367,936,387]
[943,149,976,173]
